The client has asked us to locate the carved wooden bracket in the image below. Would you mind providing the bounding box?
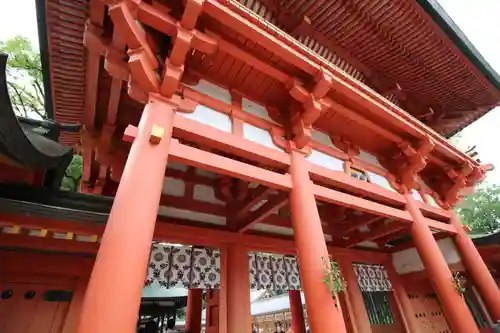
[287,72,332,148]
[97,0,217,102]
[394,137,435,190]
[330,136,360,157]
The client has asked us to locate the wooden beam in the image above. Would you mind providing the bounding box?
[375,228,411,246]
[169,139,292,191]
[232,186,274,221]
[0,214,105,235]
[173,114,290,169]
[426,219,457,234]
[235,194,289,233]
[159,195,226,216]
[0,250,95,277]
[313,184,412,223]
[340,223,408,248]
[309,163,405,208]
[334,215,385,238]
[165,168,217,187]
[202,0,478,167]
[0,233,99,254]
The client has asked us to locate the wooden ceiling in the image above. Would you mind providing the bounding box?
[39,0,500,146]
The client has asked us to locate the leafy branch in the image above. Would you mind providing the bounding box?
[451,271,467,296]
[321,256,347,303]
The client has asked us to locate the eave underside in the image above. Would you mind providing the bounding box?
[38,0,500,146]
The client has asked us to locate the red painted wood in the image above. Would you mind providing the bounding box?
[77,100,176,333]
[289,150,347,332]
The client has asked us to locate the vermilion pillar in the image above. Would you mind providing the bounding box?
[227,243,251,333]
[288,290,306,333]
[404,191,479,333]
[338,259,372,333]
[289,150,347,333]
[450,213,500,321]
[76,99,175,333]
[385,263,422,333]
[186,289,203,333]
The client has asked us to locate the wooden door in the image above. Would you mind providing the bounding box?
[406,281,451,333]
[0,281,72,333]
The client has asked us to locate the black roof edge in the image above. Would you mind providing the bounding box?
[418,0,500,91]
[34,0,54,120]
[472,231,500,247]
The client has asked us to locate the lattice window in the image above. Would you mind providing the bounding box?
[464,288,490,329]
[353,263,395,325]
[362,291,395,325]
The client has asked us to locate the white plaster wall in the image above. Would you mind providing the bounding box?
[243,123,282,151]
[392,238,461,274]
[158,206,226,226]
[162,177,185,197]
[187,79,232,104]
[193,185,225,205]
[306,149,344,172]
[358,150,386,170]
[242,98,275,123]
[311,129,341,151]
[179,105,232,133]
[366,171,395,191]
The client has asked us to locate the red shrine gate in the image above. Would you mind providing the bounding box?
[1,0,500,331]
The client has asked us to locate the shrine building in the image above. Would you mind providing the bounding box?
[1,0,500,333]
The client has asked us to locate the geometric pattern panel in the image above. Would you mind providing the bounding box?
[249,253,301,291]
[147,244,220,289]
[353,263,392,292]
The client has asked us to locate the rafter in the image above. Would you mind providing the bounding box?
[333,215,385,239]
[233,194,289,233]
[255,0,432,118]
[339,223,408,248]
[231,186,274,221]
[159,194,226,216]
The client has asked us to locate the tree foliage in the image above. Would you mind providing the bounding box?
[0,36,45,119]
[1,36,83,192]
[456,185,500,235]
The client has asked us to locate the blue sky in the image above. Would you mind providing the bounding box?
[1,0,499,183]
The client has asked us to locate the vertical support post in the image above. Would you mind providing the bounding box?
[385,262,422,333]
[226,243,251,333]
[186,289,203,333]
[289,150,347,333]
[289,290,306,333]
[450,213,500,321]
[62,275,88,333]
[76,99,175,333]
[404,191,479,333]
[219,246,228,333]
[338,259,372,333]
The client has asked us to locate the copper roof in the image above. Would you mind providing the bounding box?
[36,0,500,145]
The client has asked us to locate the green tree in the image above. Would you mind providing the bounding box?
[61,155,83,192]
[0,36,45,119]
[1,36,83,192]
[456,185,500,235]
